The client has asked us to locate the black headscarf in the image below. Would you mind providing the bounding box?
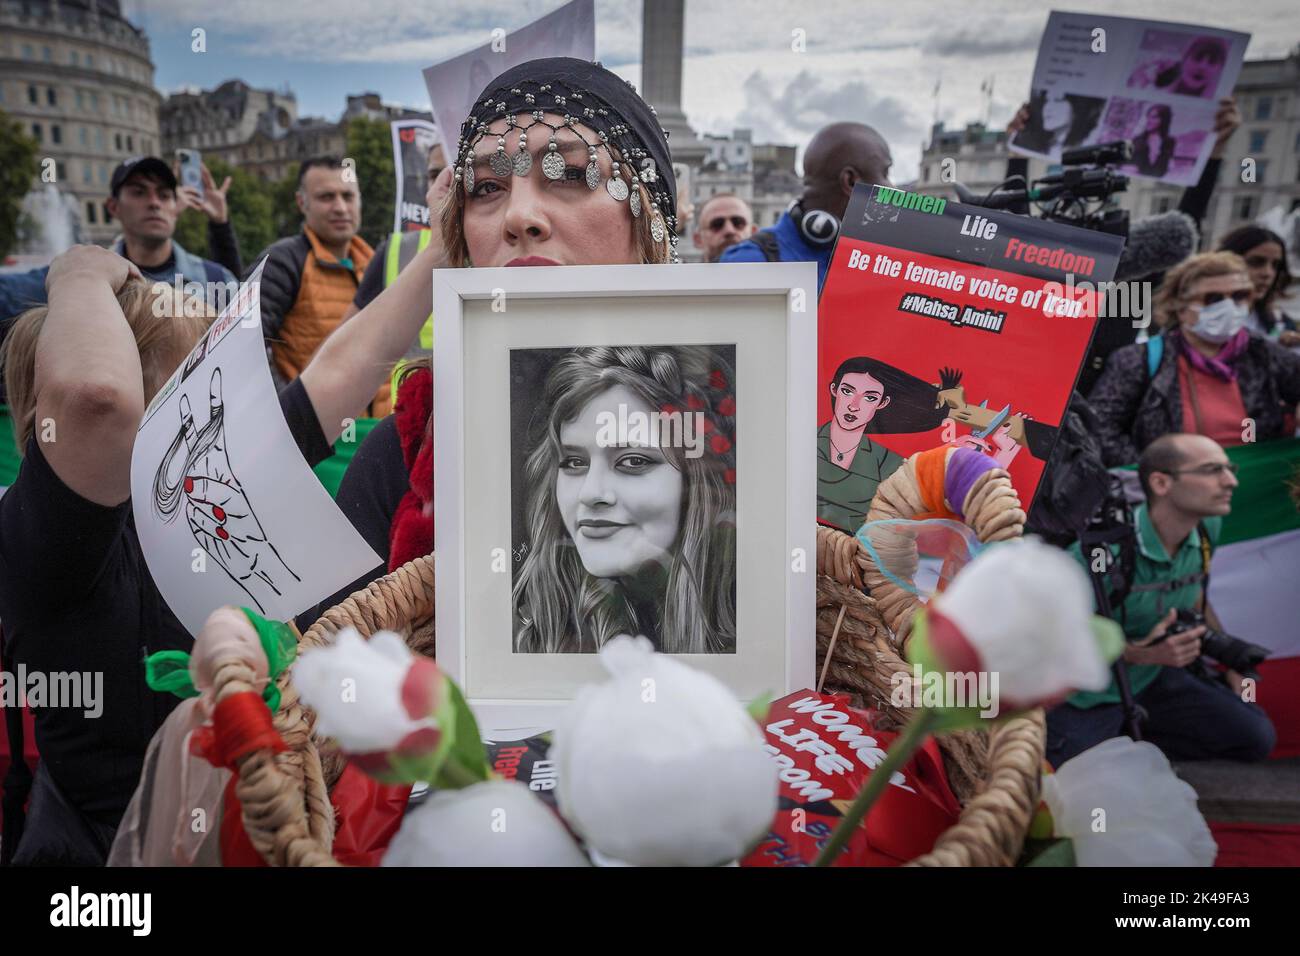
[454,57,679,241]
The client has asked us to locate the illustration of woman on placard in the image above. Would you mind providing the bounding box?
[512,345,737,655]
[818,358,960,532]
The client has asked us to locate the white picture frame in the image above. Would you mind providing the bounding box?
[434,263,817,737]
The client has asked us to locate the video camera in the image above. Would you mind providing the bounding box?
[954,140,1132,237]
[1158,608,1271,680]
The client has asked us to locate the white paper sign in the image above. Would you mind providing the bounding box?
[422,0,595,157]
[130,259,382,634]
[1011,12,1249,186]
[391,118,440,234]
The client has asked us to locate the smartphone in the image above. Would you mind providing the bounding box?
[176,148,203,198]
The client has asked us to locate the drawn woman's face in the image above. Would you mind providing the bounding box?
[1041,93,1073,134]
[555,384,685,579]
[832,371,890,431]
[1181,48,1223,94]
[461,112,639,268]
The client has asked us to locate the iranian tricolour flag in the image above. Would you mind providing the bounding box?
[1206,437,1300,757]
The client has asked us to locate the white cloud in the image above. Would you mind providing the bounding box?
[133,0,1300,178]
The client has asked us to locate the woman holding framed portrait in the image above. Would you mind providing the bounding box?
[303,57,687,624]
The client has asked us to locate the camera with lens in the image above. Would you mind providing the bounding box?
[1158,608,1270,679]
[955,140,1132,237]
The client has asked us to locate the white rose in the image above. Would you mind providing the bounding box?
[932,537,1111,705]
[383,780,589,867]
[1043,737,1217,867]
[292,628,437,753]
[550,635,777,866]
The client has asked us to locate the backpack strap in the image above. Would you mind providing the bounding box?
[1145,333,1164,380]
[1197,520,1212,612]
[751,230,781,263]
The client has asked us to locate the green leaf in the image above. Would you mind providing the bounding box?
[432,675,492,789]
[1024,837,1076,867]
[746,694,773,724]
[1090,615,1125,664]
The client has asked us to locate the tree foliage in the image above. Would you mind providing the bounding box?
[345,116,395,249]
[0,110,41,258]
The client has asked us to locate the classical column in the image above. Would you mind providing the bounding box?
[640,0,706,168]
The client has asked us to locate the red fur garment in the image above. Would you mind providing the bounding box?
[389,367,433,572]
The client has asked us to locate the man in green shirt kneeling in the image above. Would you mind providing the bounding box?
[1046,433,1275,768]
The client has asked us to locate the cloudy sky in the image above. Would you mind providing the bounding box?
[126,0,1298,180]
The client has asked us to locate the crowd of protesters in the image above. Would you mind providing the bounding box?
[0,54,1297,865]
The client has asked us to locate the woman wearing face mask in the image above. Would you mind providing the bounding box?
[299,58,683,627]
[1217,225,1299,348]
[1089,252,1300,465]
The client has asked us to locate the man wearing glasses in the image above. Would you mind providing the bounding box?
[1045,433,1276,767]
[693,194,757,263]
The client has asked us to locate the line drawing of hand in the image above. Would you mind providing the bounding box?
[159,367,300,612]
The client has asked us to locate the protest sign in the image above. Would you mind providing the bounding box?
[391,118,440,233]
[1011,12,1248,187]
[816,184,1124,533]
[422,0,595,156]
[130,259,382,634]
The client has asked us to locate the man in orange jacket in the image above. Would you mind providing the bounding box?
[248,156,374,406]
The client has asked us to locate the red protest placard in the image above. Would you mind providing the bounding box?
[816,185,1124,533]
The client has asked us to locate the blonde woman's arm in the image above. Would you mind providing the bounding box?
[35,246,144,506]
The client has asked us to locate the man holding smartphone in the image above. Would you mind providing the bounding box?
[106,155,241,297]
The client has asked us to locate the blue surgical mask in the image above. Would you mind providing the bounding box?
[1190,298,1248,344]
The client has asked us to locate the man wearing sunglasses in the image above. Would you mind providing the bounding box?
[1046,433,1276,767]
[693,194,756,263]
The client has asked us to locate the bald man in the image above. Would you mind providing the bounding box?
[722,122,891,290]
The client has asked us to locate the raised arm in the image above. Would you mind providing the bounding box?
[35,246,145,506]
[1178,99,1239,231]
[298,167,452,443]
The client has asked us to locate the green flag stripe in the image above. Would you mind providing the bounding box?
[1220,438,1300,546]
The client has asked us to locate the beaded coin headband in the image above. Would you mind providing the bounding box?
[453,76,679,261]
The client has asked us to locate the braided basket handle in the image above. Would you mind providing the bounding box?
[227,555,436,866]
[818,450,1043,865]
[863,451,1026,645]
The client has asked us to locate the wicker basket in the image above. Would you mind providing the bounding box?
[812,457,1043,866]
[216,457,1044,867]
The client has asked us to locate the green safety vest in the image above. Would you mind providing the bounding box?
[385,230,434,400]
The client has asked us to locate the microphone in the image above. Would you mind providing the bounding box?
[1115,210,1199,281]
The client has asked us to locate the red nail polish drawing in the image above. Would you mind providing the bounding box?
[153,367,299,613]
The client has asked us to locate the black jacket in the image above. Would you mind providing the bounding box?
[1088,333,1300,466]
[244,233,313,388]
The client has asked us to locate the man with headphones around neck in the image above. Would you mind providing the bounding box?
[721,122,892,291]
